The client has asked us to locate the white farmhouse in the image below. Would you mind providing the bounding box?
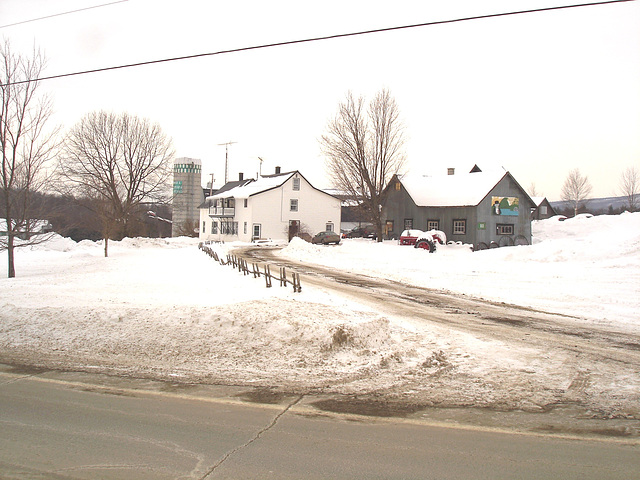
[199,168,341,243]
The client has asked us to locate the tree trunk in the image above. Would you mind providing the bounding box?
[7,234,15,278]
[375,218,383,243]
[104,237,109,257]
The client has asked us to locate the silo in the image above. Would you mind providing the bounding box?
[171,157,204,237]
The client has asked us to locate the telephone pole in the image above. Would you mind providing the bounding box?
[217,141,237,184]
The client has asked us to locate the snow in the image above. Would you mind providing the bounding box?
[1,213,639,418]
[280,212,640,331]
[207,172,292,200]
[399,170,508,206]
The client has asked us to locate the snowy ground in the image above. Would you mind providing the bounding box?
[1,213,639,430]
[280,212,640,332]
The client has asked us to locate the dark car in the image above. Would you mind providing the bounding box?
[345,225,377,239]
[311,231,341,245]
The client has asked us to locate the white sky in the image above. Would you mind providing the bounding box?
[2,0,639,200]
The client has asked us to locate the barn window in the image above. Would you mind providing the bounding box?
[404,219,413,230]
[496,224,514,235]
[453,219,466,235]
[395,182,401,191]
[540,206,547,215]
[427,220,439,230]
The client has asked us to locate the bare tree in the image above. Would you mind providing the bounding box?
[619,166,639,212]
[321,88,406,242]
[59,111,174,257]
[1,41,60,278]
[561,168,593,217]
[528,182,540,198]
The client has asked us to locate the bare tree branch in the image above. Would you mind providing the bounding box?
[320,88,406,241]
[619,166,639,212]
[1,41,61,277]
[58,111,173,256]
[560,168,592,217]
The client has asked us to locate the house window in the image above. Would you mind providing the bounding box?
[453,219,466,235]
[290,199,298,212]
[385,220,394,236]
[326,223,334,232]
[244,199,248,208]
[427,220,439,230]
[202,221,205,233]
[221,221,238,235]
[496,224,514,235]
[212,221,217,234]
[404,219,413,230]
[293,177,300,191]
[244,222,248,234]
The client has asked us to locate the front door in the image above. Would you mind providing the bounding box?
[252,224,261,240]
[288,220,300,241]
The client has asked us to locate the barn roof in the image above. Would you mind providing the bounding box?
[397,169,508,207]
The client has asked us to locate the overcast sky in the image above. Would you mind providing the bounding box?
[2,0,639,200]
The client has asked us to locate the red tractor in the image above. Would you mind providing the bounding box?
[399,229,447,253]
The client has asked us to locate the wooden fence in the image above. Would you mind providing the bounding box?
[198,244,302,293]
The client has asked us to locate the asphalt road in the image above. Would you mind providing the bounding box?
[1,367,639,480]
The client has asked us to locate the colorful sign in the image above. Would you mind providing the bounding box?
[491,196,519,216]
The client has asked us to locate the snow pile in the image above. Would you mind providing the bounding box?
[0,213,638,417]
[279,213,640,329]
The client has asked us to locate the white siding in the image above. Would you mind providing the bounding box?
[198,172,341,243]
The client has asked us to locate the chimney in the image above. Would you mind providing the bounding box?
[239,172,244,181]
[275,166,281,175]
[447,168,455,176]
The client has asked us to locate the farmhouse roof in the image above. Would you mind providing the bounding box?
[205,172,294,200]
[397,169,510,207]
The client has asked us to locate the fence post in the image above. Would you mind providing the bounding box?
[293,273,301,292]
[265,265,272,288]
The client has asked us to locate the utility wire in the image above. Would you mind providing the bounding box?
[3,0,634,86]
[0,1,129,29]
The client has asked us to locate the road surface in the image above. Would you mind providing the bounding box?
[1,366,638,480]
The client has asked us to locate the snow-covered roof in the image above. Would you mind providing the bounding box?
[398,169,508,207]
[0,219,51,233]
[531,196,546,207]
[207,172,294,200]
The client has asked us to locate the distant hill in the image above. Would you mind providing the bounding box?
[550,196,630,215]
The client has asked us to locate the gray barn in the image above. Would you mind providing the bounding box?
[382,168,535,250]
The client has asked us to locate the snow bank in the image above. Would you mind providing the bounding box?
[279,213,640,330]
[0,213,638,414]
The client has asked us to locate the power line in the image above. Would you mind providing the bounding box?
[0,0,129,29]
[3,0,634,86]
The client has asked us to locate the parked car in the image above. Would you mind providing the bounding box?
[345,225,377,239]
[311,231,341,245]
